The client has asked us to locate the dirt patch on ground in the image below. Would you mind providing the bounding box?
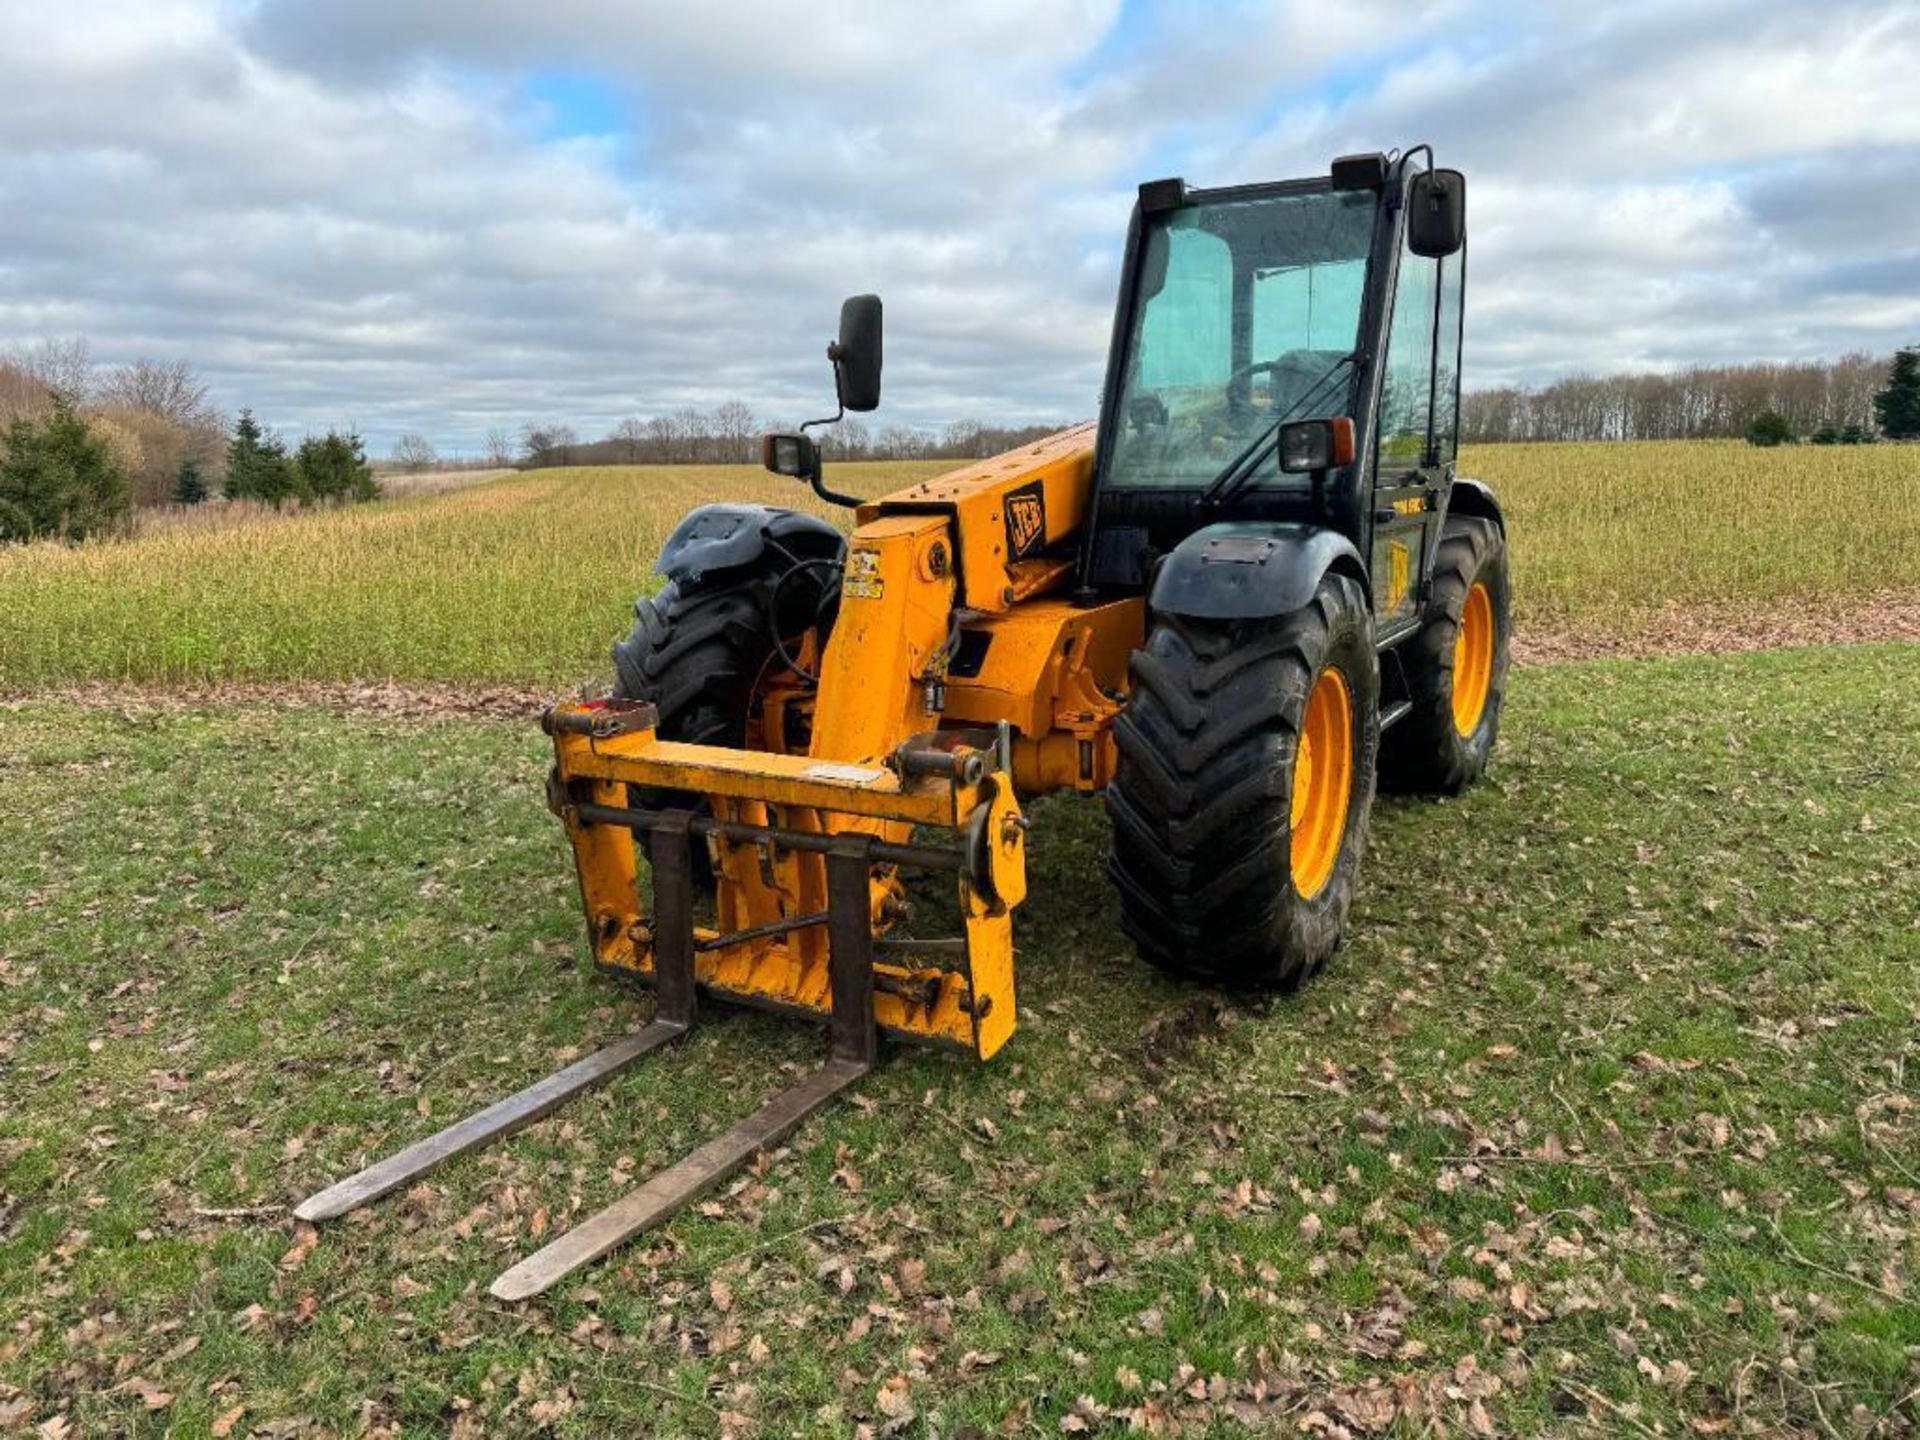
[7,591,1917,720]
[0,678,564,722]
[1512,589,1920,665]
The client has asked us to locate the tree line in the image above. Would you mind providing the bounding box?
[491,410,1069,470]
[513,354,1919,470]
[0,340,379,544]
[1460,350,1914,444]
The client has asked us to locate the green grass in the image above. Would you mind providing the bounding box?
[2,644,1916,1435]
[1,441,1914,688]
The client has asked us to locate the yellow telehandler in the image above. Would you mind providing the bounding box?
[297,147,1510,1300]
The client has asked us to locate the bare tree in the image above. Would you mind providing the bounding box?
[95,358,213,425]
[672,407,710,463]
[483,425,514,467]
[710,400,757,463]
[643,415,675,462]
[877,424,928,460]
[817,419,870,461]
[13,338,94,405]
[391,433,438,472]
[519,423,578,468]
[0,358,51,425]
[608,416,645,464]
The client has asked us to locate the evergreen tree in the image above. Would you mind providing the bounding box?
[225,409,266,499]
[295,429,377,504]
[254,431,298,508]
[294,434,337,502]
[344,431,380,502]
[0,400,130,542]
[1745,409,1793,447]
[172,457,208,504]
[1872,348,1920,439]
[225,410,298,506]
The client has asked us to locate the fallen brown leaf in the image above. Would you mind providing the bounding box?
[111,1377,172,1412]
[875,1375,914,1422]
[278,1223,319,1273]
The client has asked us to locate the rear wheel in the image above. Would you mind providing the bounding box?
[1381,517,1510,794]
[1106,571,1379,988]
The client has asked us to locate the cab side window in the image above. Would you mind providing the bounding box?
[1377,236,1438,471]
[1433,252,1464,463]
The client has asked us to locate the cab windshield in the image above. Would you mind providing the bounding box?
[1105,185,1377,490]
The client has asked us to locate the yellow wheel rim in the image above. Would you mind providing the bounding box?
[1291,666,1354,900]
[1452,581,1494,738]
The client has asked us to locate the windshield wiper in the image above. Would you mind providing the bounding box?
[1199,351,1360,509]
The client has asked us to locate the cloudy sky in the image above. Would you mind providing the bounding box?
[2,0,1916,451]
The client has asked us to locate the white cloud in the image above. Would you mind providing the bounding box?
[0,0,1914,449]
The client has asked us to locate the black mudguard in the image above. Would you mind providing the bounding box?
[1148,521,1365,621]
[654,504,844,588]
[1441,477,1504,534]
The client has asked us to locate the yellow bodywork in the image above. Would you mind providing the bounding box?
[547,423,1141,1060]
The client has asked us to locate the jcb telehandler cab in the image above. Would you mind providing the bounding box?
[298,147,1510,1300]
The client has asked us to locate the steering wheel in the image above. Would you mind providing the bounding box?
[1220,356,1286,433]
[1127,393,1169,433]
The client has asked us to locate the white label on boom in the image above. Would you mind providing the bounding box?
[802,762,888,784]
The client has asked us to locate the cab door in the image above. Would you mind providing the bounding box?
[1369,206,1464,644]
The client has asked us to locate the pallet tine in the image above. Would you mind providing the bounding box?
[293,1023,686,1222]
[489,835,879,1301]
[293,811,703,1225]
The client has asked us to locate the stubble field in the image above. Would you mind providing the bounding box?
[1,441,1914,690]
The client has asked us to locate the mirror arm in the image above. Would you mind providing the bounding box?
[804,454,862,510]
[797,365,861,509]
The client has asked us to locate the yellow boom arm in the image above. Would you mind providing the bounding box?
[544,423,1141,1059]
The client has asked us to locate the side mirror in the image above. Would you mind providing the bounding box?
[1407,168,1465,258]
[829,295,883,412]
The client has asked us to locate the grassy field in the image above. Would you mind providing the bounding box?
[2,644,1916,1436]
[0,442,1913,688]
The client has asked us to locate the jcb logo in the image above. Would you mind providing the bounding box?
[1004,482,1047,560]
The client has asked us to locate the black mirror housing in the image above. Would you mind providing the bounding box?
[830,295,883,412]
[761,431,817,479]
[1407,168,1466,257]
[1330,152,1387,191]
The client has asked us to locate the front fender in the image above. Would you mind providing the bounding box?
[1442,477,1504,534]
[654,503,844,587]
[1148,522,1364,621]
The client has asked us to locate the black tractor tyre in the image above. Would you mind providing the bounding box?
[1380,517,1511,795]
[609,570,804,884]
[1106,571,1380,989]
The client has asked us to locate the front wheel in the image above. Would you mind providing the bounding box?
[1105,572,1380,988]
[610,567,824,886]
